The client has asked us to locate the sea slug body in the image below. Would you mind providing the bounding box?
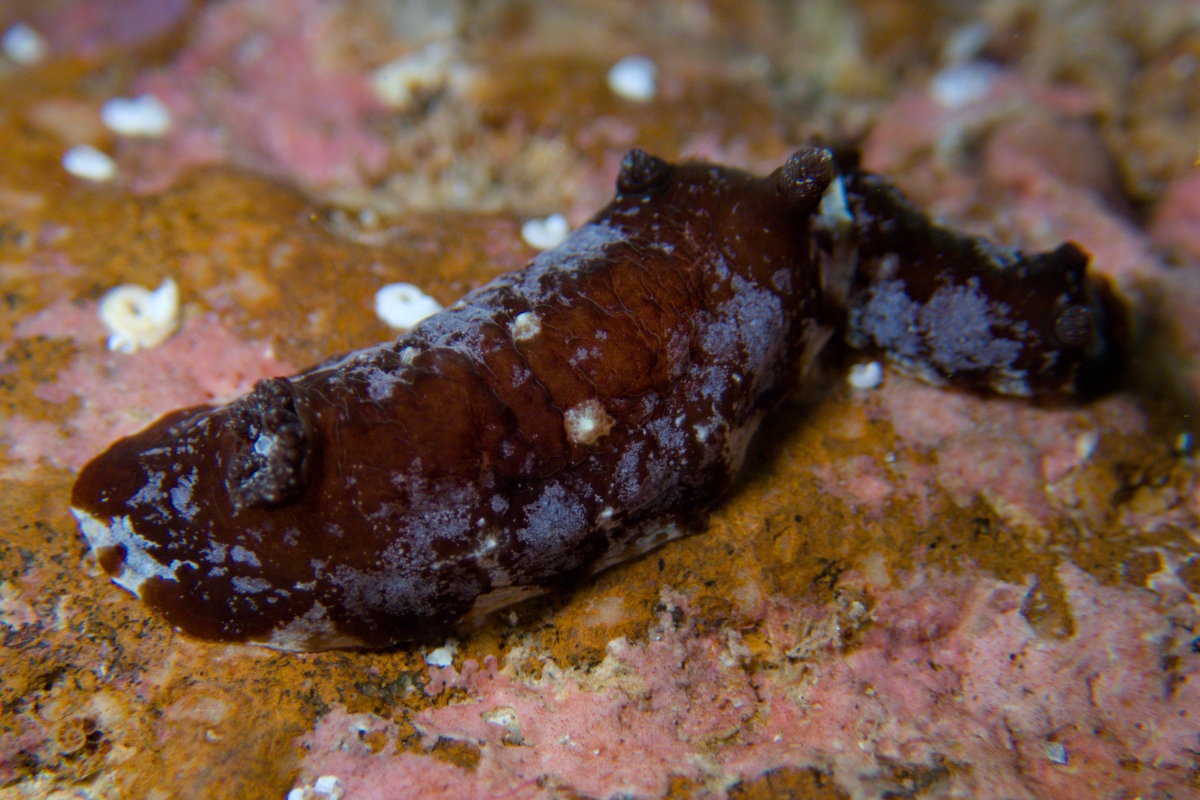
[70,147,1126,650]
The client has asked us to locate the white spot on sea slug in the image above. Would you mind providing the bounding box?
[424,639,458,667]
[128,471,165,506]
[2,23,46,65]
[260,603,364,652]
[373,283,442,329]
[848,361,883,389]
[62,145,117,182]
[169,473,199,520]
[817,175,853,234]
[564,399,615,445]
[98,278,180,353]
[100,94,173,137]
[230,545,261,567]
[520,214,570,250]
[607,55,657,102]
[70,508,174,596]
[510,311,542,341]
[232,576,273,594]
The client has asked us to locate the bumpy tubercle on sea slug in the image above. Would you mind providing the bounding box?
[70,146,1126,650]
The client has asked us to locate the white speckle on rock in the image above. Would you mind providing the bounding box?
[287,774,344,800]
[521,213,570,250]
[1045,741,1068,765]
[607,55,657,102]
[62,145,117,182]
[313,776,343,797]
[374,283,442,329]
[510,311,542,342]
[564,399,615,445]
[482,706,524,745]
[98,278,180,353]
[929,61,998,109]
[848,361,883,390]
[424,639,458,667]
[370,43,453,109]
[1074,430,1100,462]
[100,94,173,137]
[2,23,47,65]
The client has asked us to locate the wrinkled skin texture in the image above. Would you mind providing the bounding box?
[70,148,1125,650]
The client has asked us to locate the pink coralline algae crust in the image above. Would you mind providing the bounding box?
[1151,170,1200,264]
[862,66,1164,290]
[809,373,1145,532]
[863,376,1144,527]
[2,299,292,472]
[27,0,190,58]
[123,0,390,193]
[812,454,898,520]
[293,567,1198,800]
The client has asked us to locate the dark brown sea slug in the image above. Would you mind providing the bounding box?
[70,147,1125,650]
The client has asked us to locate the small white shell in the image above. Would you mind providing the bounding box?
[847,361,883,390]
[100,94,173,138]
[607,55,657,102]
[1,23,47,66]
[373,283,442,329]
[423,639,457,667]
[929,61,998,109]
[520,214,570,250]
[62,145,117,183]
[98,278,181,353]
[510,311,542,342]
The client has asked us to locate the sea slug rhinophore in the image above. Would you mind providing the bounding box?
[70,147,1126,650]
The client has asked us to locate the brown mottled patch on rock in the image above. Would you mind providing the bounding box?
[428,736,482,772]
[0,336,77,420]
[729,766,849,800]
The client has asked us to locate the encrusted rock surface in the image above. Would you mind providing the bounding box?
[0,1,1197,798]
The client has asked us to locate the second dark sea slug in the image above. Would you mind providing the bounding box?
[70,147,1126,650]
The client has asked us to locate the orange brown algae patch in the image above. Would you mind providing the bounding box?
[0,336,79,422]
[727,766,850,800]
